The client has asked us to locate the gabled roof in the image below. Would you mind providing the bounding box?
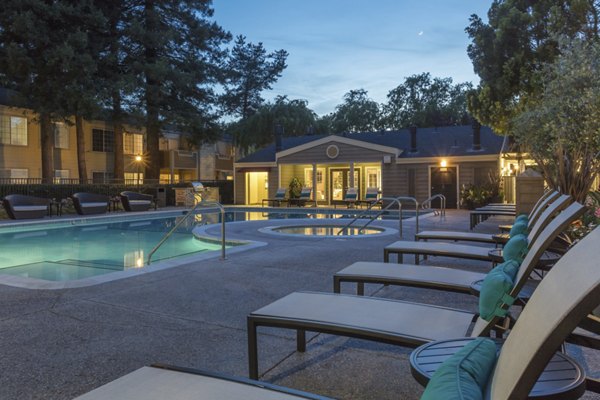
[236,125,504,164]
[276,134,401,160]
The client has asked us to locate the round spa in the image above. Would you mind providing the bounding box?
[258,222,396,238]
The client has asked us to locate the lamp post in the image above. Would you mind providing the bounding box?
[135,155,142,186]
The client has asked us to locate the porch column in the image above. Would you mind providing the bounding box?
[349,162,355,189]
[312,163,317,201]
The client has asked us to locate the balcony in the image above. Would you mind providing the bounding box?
[160,150,198,169]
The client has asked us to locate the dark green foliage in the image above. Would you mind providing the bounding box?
[383,73,472,129]
[0,0,105,182]
[330,89,382,133]
[221,35,288,119]
[124,0,231,179]
[288,177,303,199]
[230,96,320,152]
[466,0,599,133]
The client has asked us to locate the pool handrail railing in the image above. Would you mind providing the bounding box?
[147,200,226,265]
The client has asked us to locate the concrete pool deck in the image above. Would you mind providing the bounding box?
[0,209,598,399]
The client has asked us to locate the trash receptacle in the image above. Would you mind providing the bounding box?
[155,187,166,207]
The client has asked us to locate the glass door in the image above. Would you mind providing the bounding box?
[329,169,360,202]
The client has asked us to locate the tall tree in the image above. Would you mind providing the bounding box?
[126,0,230,180]
[383,73,472,129]
[0,0,102,183]
[512,38,600,202]
[466,0,599,133]
[230,96,319,151]
[221,35,288,120]
[330,89,382,133]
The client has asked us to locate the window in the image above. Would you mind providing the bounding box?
[92,171,114,184]
[0,115,28,145]
[365,167,381,189]
[304,168,325,201]
[125,172,143,185]
[54,169,70,183]
[160,173,180,184]
[54,122,69,149]
[124,133,143,155]
[92,129,114,152]
[0,169,28,179]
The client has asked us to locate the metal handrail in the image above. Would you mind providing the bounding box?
[338,196,420,238]
[147,200,226,265]
[337,199,390,236]
[420,194,446,218]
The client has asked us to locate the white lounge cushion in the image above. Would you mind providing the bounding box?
[12,205,47,211]
[81,202,107,208]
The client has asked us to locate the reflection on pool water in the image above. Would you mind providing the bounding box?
[0,215,223,281]
[273,225,383,236]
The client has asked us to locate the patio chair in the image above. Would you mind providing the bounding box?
[72,192,110,215]
[356,187,381,209]
[334,201,585,297]
[262,187,288,207]
[1,194,50,219]
[287,187,315,207]
[331,187,358,209]
[74,363,332,399]
[247,225,600,400]
[120,191,155,212]
[384,194,572,265]
[415,190,564,245]
[412,230,600,399]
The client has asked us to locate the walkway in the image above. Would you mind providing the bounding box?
[0,210,597,399]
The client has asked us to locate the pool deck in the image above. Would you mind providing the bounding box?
[0,209,598,399]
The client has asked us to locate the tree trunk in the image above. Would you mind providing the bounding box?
[112,96,124,183]
[144,0,160,181]
[75,115,88,183]
[40,113,54,184]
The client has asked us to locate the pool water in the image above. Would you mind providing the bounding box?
[0,216,222,281]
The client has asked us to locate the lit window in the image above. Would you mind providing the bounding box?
[124,172,143,185]
[0,115,28,145]
[54,169,70,183]
[366,167,381,189]
[124,133,143,155]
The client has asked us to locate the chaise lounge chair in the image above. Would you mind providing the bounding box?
[384,194,572,265]
[415,190,560,244]
[247,225,600,400]
[334,201,585,297]
[356,187,381,208]
[75,363,332,400]
[120,191,155,212]
[331,187,358,209]
[72,192,110,215]
[410,227,600,399]
[262,187,288,207]
[1,194,50,219]
[287,188,315,207]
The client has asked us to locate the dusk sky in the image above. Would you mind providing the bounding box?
[212,1,492,117]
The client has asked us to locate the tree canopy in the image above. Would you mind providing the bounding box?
[383,73,472,129]
[221,35,288,120]
[466,0,600,134]
[330,89,382,133]
[229,96,319,151]
[511,38,600,202]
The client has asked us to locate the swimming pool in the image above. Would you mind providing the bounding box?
[0,213,224,282]
[0,207,416,287]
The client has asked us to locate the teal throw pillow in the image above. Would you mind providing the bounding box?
[515,214,528,224]
[479,260,520,321]
[420,338,497,400]
[502,234,528,263]
[509,221,528,237]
